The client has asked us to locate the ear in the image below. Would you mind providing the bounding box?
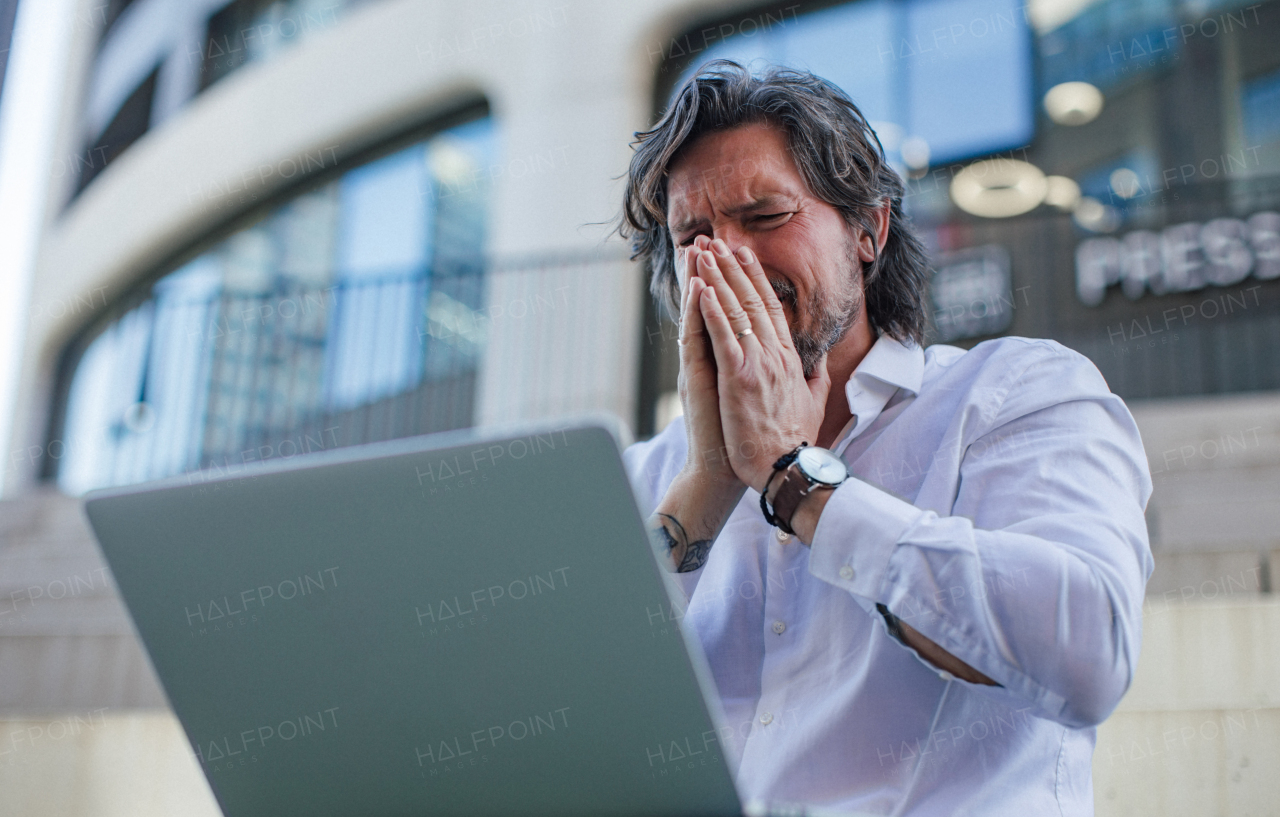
[855,200,892,264]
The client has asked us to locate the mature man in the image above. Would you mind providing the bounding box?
[619,61,1152,815]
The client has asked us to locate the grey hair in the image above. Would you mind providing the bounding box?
[620,60,929,345]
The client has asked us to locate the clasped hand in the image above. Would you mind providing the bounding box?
[676,235,831,494]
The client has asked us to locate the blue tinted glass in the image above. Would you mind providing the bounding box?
[771,1,895,125]
[338,146,432,277]
[672,0,1033,166]
[904,0,1032,161]
[1242,68,1280,146]
[1076,147,1160,205]
[57,116,494,494]
[1037,0,1180,94]
[325,120,496,409]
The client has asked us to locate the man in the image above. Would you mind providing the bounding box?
[619,61,1152,815]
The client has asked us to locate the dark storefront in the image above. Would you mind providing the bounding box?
[638,0,1280,434]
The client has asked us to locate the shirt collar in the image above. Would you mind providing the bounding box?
[846,334,924,409]
[835,335,925,451]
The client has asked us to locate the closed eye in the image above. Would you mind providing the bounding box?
[753,212,791,225]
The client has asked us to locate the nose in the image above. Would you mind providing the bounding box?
[711,225,749,252]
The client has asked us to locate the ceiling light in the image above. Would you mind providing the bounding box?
[1043,176,1081,210]
[901,137,930,170]
[1109,168,1141,199]
[427,139,475,186]
[950,159,1048,218]
[1073,196,1121,232]
[1043,81,1104,126]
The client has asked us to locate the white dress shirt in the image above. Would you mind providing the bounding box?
[623,335,1153,816]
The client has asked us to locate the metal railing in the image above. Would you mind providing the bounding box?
[51,252,643,494]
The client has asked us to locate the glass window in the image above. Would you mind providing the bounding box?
[670,0,1034,171]
[642,0,1280,437]
[1242,66,1280,148]
[54,114,496,495]
[200,0,352,90]
[77,0,368,196]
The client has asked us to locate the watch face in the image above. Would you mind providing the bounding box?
[796,446,848,486]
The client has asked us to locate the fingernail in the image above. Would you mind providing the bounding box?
[711,238,730,256]
[736,246,755,265]
[700,251,715,266]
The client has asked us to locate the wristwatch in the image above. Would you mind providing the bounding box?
[767,446,849,535]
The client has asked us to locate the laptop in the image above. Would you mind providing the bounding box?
[84,417,749,817]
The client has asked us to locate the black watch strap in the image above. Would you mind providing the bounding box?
[759,443,807,532]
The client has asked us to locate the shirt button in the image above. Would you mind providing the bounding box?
[839,565,856,581]
[775,529,791,543]
[772,620,786,635]
[939,671,955,682]
[760,712,773,725]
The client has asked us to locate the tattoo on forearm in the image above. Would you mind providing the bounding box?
[651,522,681,559]
[652,513,714,573]
[677,537,713,573]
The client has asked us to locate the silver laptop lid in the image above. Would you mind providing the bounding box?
[85,419,741,817]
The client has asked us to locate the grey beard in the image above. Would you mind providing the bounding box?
[770,270,862,379]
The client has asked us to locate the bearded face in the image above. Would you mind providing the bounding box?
[767,236,864,378]
[665,123,878,383]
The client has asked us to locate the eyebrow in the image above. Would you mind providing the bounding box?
[669,194,793,235]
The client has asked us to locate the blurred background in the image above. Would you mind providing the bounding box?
[0,0,1277,814]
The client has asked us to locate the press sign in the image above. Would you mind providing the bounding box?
[1075,212,1280,305]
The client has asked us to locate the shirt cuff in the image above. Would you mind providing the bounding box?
[807,477,924,601]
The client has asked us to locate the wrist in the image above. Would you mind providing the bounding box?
[669,466,746,527]
[760,445,848,539]
[652,467,746,567]
[753,440,809,495]
[787,481,838,544]
[678,462,743,497]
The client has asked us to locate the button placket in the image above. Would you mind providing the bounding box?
[755,520,798,743]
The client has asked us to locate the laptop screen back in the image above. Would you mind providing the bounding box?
[85,423,741,817]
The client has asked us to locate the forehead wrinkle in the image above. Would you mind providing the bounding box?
[666,127,807,235]
[667,182,713,236]
[721,191,795,217]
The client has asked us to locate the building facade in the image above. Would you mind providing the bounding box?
[1,0,1277,814]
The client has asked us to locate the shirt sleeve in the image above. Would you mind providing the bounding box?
[808,346,1154,728]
